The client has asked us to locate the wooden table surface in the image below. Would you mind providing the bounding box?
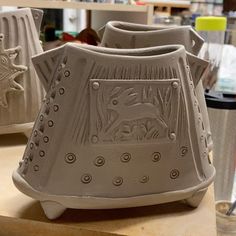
[0,134,217,236]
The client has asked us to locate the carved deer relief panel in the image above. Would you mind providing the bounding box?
[90,79,180,144]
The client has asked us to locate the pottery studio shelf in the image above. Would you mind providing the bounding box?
[0,0,154,24]
[0,133,217,236]
[142,0,190,8]
[141,0,191,15]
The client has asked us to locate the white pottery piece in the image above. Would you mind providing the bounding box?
[0,8,44,137]
[13,44,215,219]
[99,21,213,152]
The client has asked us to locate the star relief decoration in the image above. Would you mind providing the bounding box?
[0,33,27,108]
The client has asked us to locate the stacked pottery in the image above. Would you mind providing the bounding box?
[100,21,212,152]
[13,43,215,219]
[0,8,44,137]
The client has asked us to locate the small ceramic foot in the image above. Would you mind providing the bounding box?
[40,201,66,220]
[184,188,208,208]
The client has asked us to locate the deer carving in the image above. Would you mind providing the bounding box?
[105,87,167,134]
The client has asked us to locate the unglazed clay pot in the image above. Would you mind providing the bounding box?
[0,8,44,137]
[99,21,212,152]
[13,43,215,219]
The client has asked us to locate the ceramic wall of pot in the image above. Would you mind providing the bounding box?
[13,43,215,219]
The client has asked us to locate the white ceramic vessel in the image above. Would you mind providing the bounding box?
[0,8,44,137]
[100,21,213,152]
[13,43,215,219]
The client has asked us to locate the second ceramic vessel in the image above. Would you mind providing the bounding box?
[100,21,212,151]
[0,8,44,136]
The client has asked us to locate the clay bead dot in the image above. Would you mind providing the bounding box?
[34,130,38,137]
[120,153,131,163]
[48,120,54,127]
[180,146,188,156]
[40,115,44,121]
[33,165,39,171]
[169,132,176,141]
[152,152,161,162]
[112,100,118,105]
[65,153,76,164]
[53,105,59,112]
[200,135,204,142]
[113,177,123,186]
[172,81,179,89]
[39,150,45,157]
[94,156,105,167]
[43,136,49,143]
[64,70,70,77]
[30,142,34,149]
[81,174,92,184]
[92,81,100,90]
[140,175,149,183]
[59,88,65,95]
[170,169,180,179]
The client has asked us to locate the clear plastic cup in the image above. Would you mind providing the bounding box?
[195,16,227,90]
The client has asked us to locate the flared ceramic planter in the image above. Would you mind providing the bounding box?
[0,8,44,137]
[13,44,215,219]
[100,21,203,54]
[100,21,212,152]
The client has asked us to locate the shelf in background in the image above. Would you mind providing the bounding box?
[142,0,190,8]
[141,0,190,15]
[0,0,154,25]
[0,0,151,12]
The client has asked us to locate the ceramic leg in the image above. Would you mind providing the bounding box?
[184,188,208,208]
[40,201,66,220]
